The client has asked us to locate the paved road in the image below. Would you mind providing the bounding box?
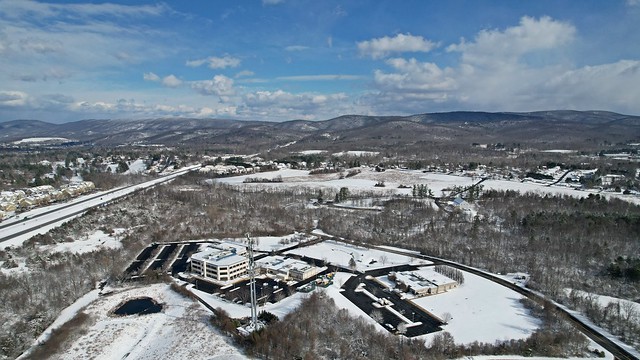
[374,244,639,360]
[124,231,638,359]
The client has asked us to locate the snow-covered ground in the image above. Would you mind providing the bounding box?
[125,158,148,174]
[215,168,640,205]
[220,232,318,253]
[414,270,541,345]
[22,242,622,359]
[541,149,578,153]
[19,284,248,360]
[19,289,101,356]
[332,150,380,157]
[565,289,640,318]
[297,150,327,155]
[332,197,387,210]
[561,289,640,358]
[39,228,125,254]
[11,137,72,144]
[285,240,431,271]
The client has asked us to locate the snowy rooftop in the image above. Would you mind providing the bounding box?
[256,255,316,273]
[394,268,456,292]
[201,241,247,255]
[191,245,248,266]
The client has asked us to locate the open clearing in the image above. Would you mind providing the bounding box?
[216,168,640,205]
[24,284,247,360]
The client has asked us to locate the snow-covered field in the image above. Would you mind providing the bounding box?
[332,150,380,157]
[216,168,640,205]
[20,284,248,360]
[297,150,326,155]
[220,232,318,253]
[11,137,72,144]
[414,271,540,345]
[39,229,125,254]
[8,162,633,358]
[22,240,621,359]
[285,240,431,271]
[125,159,148,174]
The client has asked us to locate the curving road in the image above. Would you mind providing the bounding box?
[372,244,639,360]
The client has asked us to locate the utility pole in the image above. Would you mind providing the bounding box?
[247,233,258,330]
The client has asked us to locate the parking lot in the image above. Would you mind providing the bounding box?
[124,242,199,277]
[124,241,442,338]
[342,274,443,337]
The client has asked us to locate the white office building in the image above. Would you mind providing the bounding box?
[190,242,249,282]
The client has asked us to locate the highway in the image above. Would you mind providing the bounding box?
[0,165,200,247]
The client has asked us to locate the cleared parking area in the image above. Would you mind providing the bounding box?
[124,240,443,338]
[341,274,443,337]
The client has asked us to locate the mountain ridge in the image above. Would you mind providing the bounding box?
[2,110,639,151]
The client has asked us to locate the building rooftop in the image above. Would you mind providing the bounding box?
[191,245,248,266]
[256,255,315,274]
[394,268,456,293]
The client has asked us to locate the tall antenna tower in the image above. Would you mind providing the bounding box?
[246,233,258,329]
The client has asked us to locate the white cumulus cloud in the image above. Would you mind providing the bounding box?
[364,16,610,114]
[543,60,640,112]
[357,33,436,59]
[143,72,160,81]
[240,89,353,120]
[447,16,575,67]
[190,75,235,97]
[162,74,182,88]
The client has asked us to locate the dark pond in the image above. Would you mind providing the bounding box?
[113,297,162,316]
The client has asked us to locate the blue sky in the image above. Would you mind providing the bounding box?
[1,0,639,122]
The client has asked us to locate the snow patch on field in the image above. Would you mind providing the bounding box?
[125,158,148,174]
[221,232,317,253]
[297,150,327,155]
[541,149,577,153]
[332,151,380,157]
[12,137,71,144]
[40,229,125,254]
[415,271,541,345]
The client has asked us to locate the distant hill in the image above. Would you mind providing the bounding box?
[1,111,639,152]
[0,120,60,137]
